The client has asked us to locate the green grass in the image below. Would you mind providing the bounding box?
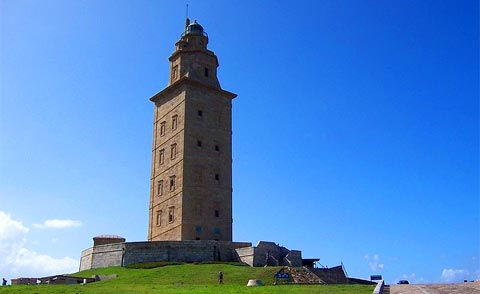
[1,263,375,293]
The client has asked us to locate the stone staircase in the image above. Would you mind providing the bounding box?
[275,266,325,284]
[383,285,390,294]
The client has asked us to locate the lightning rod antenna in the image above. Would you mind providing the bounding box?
[185,4,190,30]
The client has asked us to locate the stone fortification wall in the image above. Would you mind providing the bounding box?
[79,240,251,270]
[79,242,125,271]
[123,240,250,266]
[91,242,125,269]
[79,247,94,271]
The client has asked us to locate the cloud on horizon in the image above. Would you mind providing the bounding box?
[364,254,385,272]
[0,211,29,240]
[0,211,78,280]
[441,268,470,283]
[33,219,83,229]
[399,273,426,284]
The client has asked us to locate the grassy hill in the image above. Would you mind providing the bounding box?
[1,263,374,293]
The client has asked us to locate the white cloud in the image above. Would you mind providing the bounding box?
[364,254,385,272]
[0,211,78,280]
[0,211,29,240]
[34,219,82,229]
[10,248,78,277]
[441,268,469,283]
[399,273,425,284]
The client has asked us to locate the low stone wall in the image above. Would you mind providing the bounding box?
[79,240,252,270]
[373,280,384,294]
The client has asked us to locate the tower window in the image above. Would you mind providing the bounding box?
[160,121,166,136]
[214,227,221,235]
[171,143,177,159]
[198,110,203,117]
[157,180,163,196]
[159,149,165,164]
[215,210,220,217]
[168,207,175,223]
[172,115,178,130]
[215,174,220,181]
[204,68,209,77]
[197,140,202,147]
[171,65,178,81]
[169,175,176,191]
[215,145,220,152]
[195,225,202,233]
[156,210,162,226]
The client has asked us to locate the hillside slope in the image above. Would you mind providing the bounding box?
[1,263,374,293]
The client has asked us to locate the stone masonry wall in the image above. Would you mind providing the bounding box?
[91,243,125,269]
[123,240,250,266]
[79,243,124,271]
[79,240,251,270]
[79,247,94,271]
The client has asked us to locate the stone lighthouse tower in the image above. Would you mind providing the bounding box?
[148,19,237,242]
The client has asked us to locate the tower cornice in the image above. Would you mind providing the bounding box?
[150,77,237,103]
[168,49,219,67]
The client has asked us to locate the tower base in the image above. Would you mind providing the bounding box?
[79,239,305,271]
[79,240,251,271]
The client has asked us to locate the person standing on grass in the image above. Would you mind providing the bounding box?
[218,271,223,284]
[2,278,6,286]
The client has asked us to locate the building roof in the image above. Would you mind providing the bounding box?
[185,20,204,35]
[93,234,124,239]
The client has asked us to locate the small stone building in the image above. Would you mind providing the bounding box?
[11,278,37,285]
[235,241,303,267]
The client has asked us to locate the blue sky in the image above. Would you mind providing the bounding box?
[0,0,478,284]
